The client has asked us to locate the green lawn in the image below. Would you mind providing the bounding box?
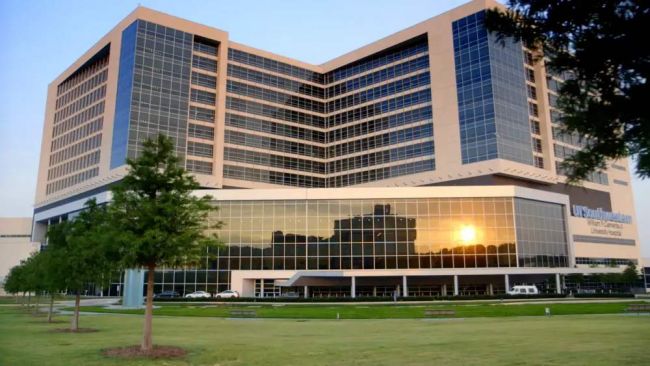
[0,306,648,366]
[0,296,22,304]
[73,301,643,319]
[0,295,93,305]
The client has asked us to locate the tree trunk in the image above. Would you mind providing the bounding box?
[71,293,80,331]
[48,294,55,323]
[27,292,31,309]
[21,292,26,307]
[141,264,156,352]
[34,293,39,315]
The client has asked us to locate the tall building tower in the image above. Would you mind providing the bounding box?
[33,0,642,296]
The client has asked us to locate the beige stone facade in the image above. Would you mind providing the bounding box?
[0,218,40,295]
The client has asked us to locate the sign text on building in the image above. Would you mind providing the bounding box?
[571,205,632,224]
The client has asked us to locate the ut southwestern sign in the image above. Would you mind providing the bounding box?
[572,205,632,224]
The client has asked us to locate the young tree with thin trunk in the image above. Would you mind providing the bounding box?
[18,253,44,313]
[47,200,119,331]
[39,224,73,323]
[108,135,221,353]
[25,253,47,315]
[2,261,26,305]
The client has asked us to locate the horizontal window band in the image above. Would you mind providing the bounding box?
[572,235,635,246]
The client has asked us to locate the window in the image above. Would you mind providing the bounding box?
[528,102,539,117]
[532,138,542,153]
[191,72,217,89]
[191,89,216,106]
[189,106,215,123]
[188,124,214,140]
[550,110,563,124]
[187,159,213,174]
[187,141,214,158]
[527,85,537,99]
[548,93,559,108]
[534,156,544,168]
[546,77,561,93]
[193,36,218,56]
[526,68,536,83]
[530,119,541,135]
[524,51,534,66]
[192,55,217,73]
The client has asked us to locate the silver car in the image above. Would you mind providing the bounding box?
[215,290,240,299]
[184,291,212,299]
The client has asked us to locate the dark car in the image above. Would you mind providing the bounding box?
[154,290,180,299]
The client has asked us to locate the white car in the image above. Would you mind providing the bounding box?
[184,291,212,299]
[507,285,539,295]
[215,290,240,299]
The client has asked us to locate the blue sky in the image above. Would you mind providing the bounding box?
[0,0,647,257]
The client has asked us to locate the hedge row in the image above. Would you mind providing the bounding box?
[151,293,587,303]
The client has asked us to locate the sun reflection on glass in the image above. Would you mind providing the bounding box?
[459,225,476,244]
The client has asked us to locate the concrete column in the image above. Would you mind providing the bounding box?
[488,283,493,296]
[303,285,309,299]
[402,276,408,297]
[504,274,510,293]
[555,273,562,294]
[122,269,145,308]
[351,276,356,299]
[396,284,401,297]
[260,279,265,298]
[441,284,447,296]
[453,275,459,296]
[372,286,377,297]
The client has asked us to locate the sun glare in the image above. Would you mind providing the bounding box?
[459,225,476,244]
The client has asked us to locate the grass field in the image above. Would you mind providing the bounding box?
[0,295,93,305]
[1,306,649,365]
[73,301,643,319]
[0,296,23,304]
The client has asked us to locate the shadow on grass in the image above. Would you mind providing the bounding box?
[102,345,187,360]
[49,328,99,333]
[29,319,67,324]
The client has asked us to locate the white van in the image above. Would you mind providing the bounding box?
[507,285,539,295]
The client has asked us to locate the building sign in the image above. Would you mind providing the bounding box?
[572,205,632,224]
[572,205,632,237]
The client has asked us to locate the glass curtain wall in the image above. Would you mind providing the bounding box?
[149,197,568,294]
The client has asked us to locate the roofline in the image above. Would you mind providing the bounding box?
[49,0,506,86]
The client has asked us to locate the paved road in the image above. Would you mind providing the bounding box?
[56,297,120,307]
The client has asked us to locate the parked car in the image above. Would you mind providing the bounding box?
[507,285,539,295]
[154,290,180,299]
[184,291,212,299]
[215,290,240,299]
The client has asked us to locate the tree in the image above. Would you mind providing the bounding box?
[19,253,44,311]
[38,248,64,323]
[24,252,48,314]
[608,258,618,268]
[48,200,119,331]
[485,1,650,181]
[108,135,221,352]
[16,249,64,321]
[621,262,639,287]
[40,224,73,323]
[2,262,26,304]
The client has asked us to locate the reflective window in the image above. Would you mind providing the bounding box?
[453,11,533,165]
[514,198,568,267]
[157,197,569,291]
[112,20,193,168]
